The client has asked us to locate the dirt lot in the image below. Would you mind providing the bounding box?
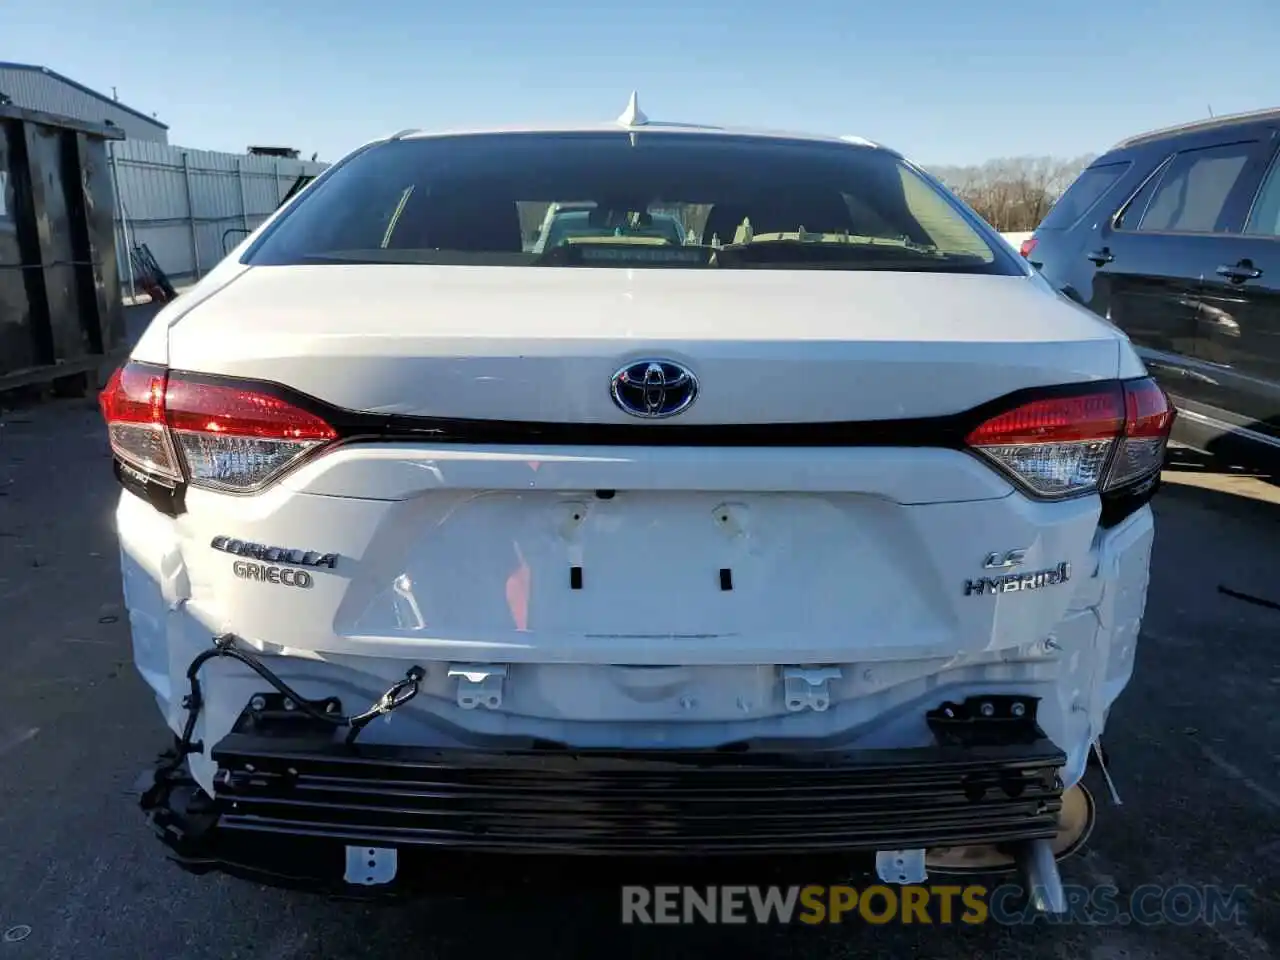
[0,395,1277,960]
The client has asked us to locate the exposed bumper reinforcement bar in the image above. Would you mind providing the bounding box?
[141,717,1067,891]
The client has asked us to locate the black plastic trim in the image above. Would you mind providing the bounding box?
[113,457,186,516]
[113,365,1171,512]
[167,368,1139,453]
[1099,470,1162,528]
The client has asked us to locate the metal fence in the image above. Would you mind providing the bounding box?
[108,140,327,297]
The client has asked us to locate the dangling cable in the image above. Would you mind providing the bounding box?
[163,634,425,770]
[344,666,425,745]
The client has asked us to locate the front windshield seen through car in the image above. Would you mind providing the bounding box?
[246,131,1013,274]
[533,207,687,252]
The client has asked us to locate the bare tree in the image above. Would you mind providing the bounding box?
[930,155,1095,231]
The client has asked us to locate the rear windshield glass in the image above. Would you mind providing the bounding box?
[246,133,1016,274]
[1038,161,1131,230]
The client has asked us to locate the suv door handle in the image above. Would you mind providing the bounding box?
[1216,260,1262,283]
[1086,248,1114,265]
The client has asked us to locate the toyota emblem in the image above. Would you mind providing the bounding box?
[610,360,698,419]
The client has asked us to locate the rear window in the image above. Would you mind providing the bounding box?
[246,133,1016,274]
[1038,161,1130,230]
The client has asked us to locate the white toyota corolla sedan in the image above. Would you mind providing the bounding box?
[102,97,1172,908]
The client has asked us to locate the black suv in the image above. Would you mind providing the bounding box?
[1025,108,1280,469]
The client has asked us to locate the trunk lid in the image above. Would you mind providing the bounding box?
[166,266,1123,422]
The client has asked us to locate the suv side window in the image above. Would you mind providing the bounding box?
[1114,156,1170,230]
[1244,147,1280,237]
[1134,141,1256,234]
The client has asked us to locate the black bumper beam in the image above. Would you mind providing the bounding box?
[215,737,1064,854]
[143,718,1066,890]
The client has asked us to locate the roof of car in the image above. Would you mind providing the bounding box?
[1108,106,1280,150]
[393,122,883,148]
[383,92,886,153]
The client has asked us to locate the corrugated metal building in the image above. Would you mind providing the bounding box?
[109,140,328,287]
[0,62,168,142]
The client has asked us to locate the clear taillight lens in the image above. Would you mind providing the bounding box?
[100,363,337,492]
[966,378,1174,500]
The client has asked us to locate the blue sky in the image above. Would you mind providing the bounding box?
[7,0,1278,165]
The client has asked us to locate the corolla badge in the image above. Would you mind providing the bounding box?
[610,360,698,419]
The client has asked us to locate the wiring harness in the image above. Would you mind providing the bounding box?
[162,633,425,775]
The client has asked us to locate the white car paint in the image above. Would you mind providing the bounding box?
[166,267,1127,422]
[112,121,1159,833]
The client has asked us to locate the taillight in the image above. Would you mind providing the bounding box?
[1019,236,1038,259]
[100,362,337,493]
[966,378,1174,500]
[98,363,182,482]
[1105,377,1176,490]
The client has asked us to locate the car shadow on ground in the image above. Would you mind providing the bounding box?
[1164,444,1276,486]
[1157,454,1280,615]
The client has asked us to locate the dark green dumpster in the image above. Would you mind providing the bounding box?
[0,103,125,392]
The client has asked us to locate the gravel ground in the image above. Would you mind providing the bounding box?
[0,397,1277,960]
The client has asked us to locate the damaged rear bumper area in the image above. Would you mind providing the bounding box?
[140,694,1068,894]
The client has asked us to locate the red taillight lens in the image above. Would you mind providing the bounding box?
[1105,378,1175,490]
[100,363,337,492]
[98,362,182,481]
[966,389,1125,446]
[164,379,336,440]
[1019,236,1038,259]
[966,378,1173,499]
[1122,377,1175,438]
